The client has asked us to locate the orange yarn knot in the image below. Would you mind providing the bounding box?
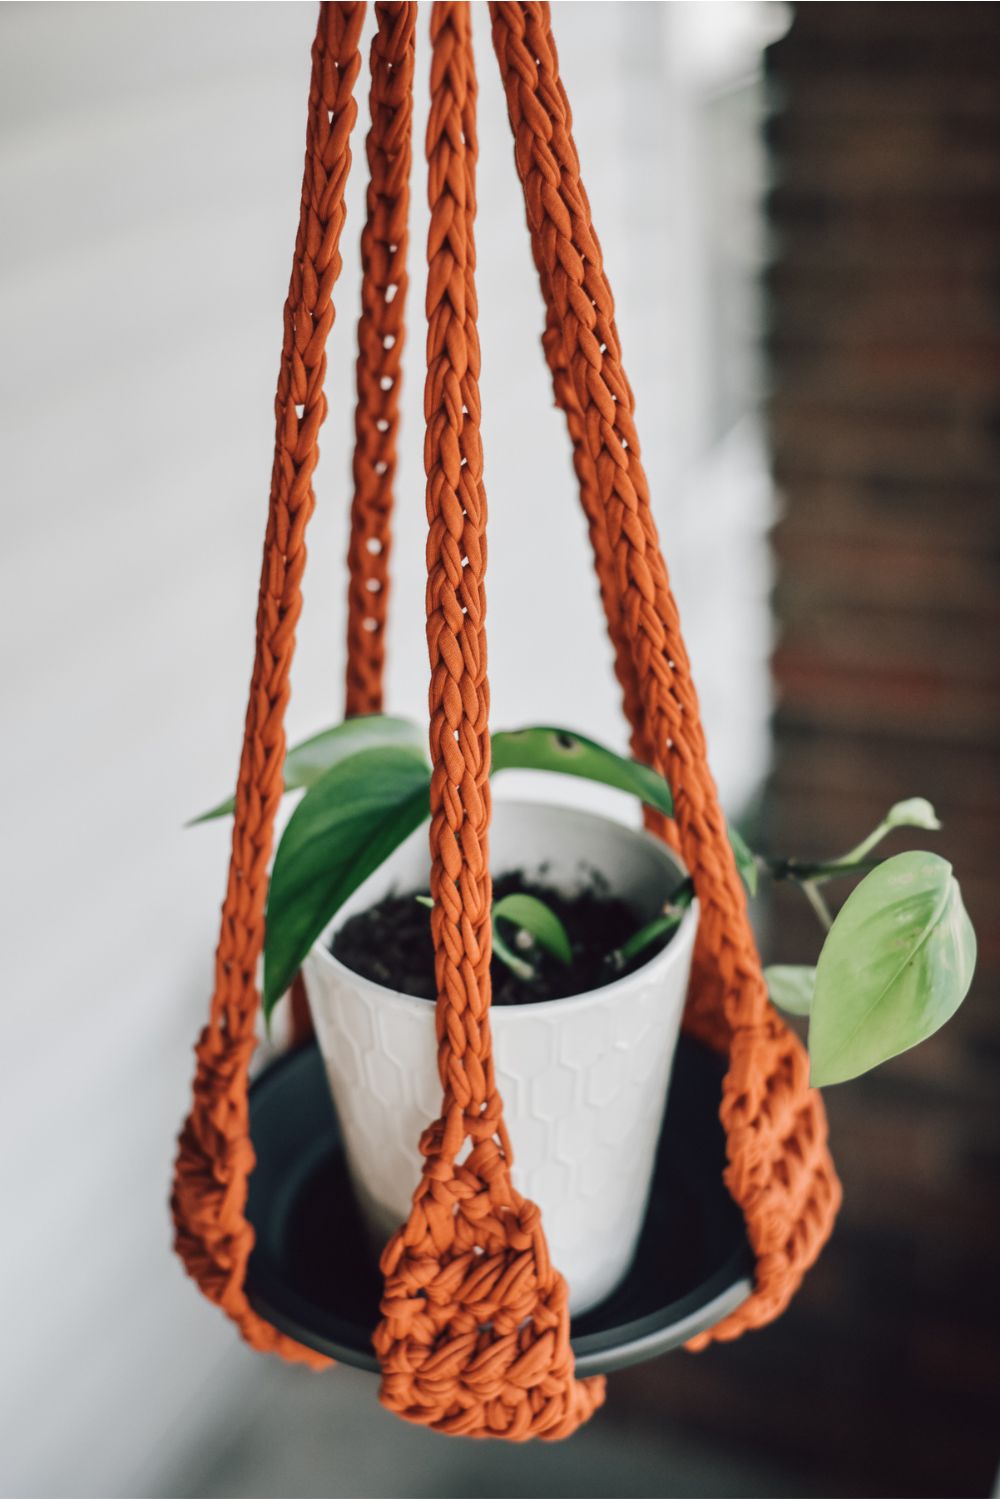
[374,1148,605,1439]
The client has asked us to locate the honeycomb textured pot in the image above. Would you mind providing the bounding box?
[302,798,699,1314]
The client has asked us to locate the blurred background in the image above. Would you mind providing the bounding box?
[1,2,997,1496]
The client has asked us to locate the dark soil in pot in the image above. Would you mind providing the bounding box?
[331,871,676,1005]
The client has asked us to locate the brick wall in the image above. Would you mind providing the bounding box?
[612,7,1000,1495]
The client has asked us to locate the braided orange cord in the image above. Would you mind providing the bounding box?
[372,2,604,1439]
[496,30,648,789]
[170,1,366,1365]
[489,1,840,1343]
[537,256,672,849]
[345,2,416,716]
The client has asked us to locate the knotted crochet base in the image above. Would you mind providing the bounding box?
[171,0,840,1441]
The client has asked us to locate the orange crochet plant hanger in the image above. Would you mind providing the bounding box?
[172,0,840,1442]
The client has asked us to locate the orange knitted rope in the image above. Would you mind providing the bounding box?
[489,0,840,1342]
[537,249,671,849]
[345,1,416,716]
[504,34,658,797]
[372,1,603,1440]
[170,0,365,1365]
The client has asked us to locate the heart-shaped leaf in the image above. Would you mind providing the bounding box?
[263,745,432,1017]
[809,851,976,1086]
[188,714,426,824]
[765,964,816,1017]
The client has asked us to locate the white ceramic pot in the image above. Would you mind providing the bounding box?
[301,799,699,1315]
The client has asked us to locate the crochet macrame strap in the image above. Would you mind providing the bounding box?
[489,0,841,1345]
[372,0,603,1439]
[345,1,416,716]
[171,0,368,1369]
[172,0,839,1443]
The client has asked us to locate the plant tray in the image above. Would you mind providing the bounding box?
[245,1035,753,1376]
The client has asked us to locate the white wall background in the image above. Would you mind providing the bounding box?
[0,4,782,1494]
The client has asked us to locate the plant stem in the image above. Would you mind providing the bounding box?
[609,879,695,970]
[764,855,884,884]
[491,926,536,981]
[801,879,833,933]
[836,820,891,867]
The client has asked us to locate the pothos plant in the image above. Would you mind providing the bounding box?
[193,716,977,1087]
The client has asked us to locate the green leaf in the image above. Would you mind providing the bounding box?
[884,797,941,833]
[490,726,759,894]
[765,964,816,1017]
[188,715,426,825]
[809,851,976,1086]
[728,823,759,896]
[493,893,572,966]
[263,745,431,1018]
[612,879,694,967]
[491,726,674,818]
[616,912,681,966]
[837,795,944,864]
